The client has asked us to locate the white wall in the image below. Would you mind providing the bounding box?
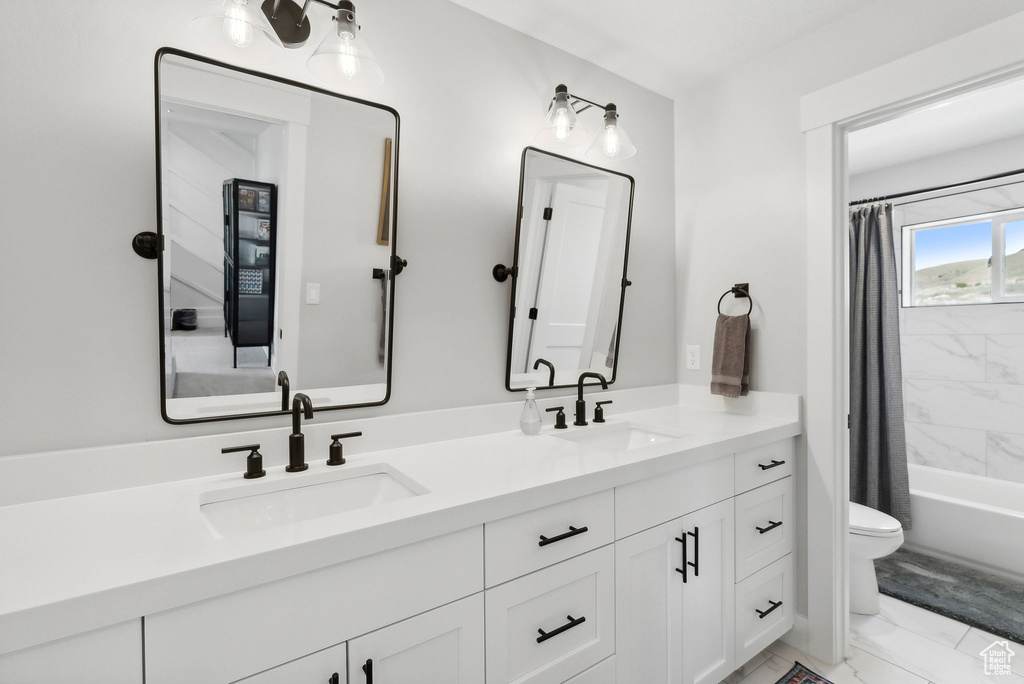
[850,133,1024,200]
[297,98,393,389]
[673,0,1024,615]
[0,0,675,457]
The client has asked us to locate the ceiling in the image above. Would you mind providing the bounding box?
[445,0,869,97]
[848,77,1024,175]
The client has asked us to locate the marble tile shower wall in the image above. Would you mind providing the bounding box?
[900,304,1024,484]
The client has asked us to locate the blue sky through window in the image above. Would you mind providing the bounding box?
[1007,220,1024,256]
[914,221,991,270]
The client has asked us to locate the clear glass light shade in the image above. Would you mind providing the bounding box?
[190,0,284,65]
[536,96,589,146]
[585,121,637,161]
[308,26,384,90]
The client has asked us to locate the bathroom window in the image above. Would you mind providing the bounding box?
[902,208,1024,306]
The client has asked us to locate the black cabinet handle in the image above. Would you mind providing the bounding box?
[537,614,586,643]
[689,526,699,577]
[329,674,340,684]
[538,525,588,547]
[756,520,783,535]
[758,459,786,471]
[362,658,373,683]
[674,526,699,581]
[756,599,782,619]
[675,534,687,582]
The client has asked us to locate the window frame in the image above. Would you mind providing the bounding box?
[901,206,1024,307]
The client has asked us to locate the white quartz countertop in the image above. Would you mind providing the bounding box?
[0,399,799,655]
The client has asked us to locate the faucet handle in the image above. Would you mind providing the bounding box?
[546,406,568,430]
[327,432,363,466]
[222,443,265,479]
[594,401,613,423]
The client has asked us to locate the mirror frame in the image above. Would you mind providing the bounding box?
[153,48,401,424]
[503,146,635,392]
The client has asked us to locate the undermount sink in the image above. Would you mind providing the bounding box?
[553,422,688,452]
[200,464,427,537]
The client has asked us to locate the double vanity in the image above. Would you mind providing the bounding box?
[0,386,799,683]
[0,44,800,684]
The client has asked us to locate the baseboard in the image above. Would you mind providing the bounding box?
[781,613,810,653]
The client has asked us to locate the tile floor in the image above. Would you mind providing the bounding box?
[725,595,1024,684]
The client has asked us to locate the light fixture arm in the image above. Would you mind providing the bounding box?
[568,94,607,114]
[544,91,610,116]
[269,0,351,25]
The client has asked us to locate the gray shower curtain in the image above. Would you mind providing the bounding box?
[849,204,912,528]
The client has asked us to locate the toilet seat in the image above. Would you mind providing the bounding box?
[849,501,902,537]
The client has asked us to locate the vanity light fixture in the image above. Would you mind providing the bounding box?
[584,103,637,162]
[191,0,285,64]
[536,84,637,160]
[307,0,384,89]
[190,0,384,89]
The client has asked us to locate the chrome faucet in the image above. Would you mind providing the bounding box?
[286,393,314,472]
[574,372,608,426]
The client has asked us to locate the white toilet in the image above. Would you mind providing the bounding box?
[849,501,904,615]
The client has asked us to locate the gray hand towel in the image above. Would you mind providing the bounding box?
[710,313,750,398]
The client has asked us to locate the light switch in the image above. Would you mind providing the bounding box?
[306,283,321,305]
[686,345,700,370]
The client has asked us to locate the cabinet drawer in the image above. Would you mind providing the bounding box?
[616,455,734,538]
[735,553,794,664]
[564,656,615,684]
[735,440,794,494]
[485,546,614,684]
[233,642,345,684]
[0,620,142,684]
[146,527,483,684]
[347,594,484,684]
[735,477,793,580]
[486,490,613,587]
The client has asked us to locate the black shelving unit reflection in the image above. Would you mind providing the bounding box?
[222,178,277,368]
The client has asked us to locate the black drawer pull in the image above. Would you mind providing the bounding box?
[758,459,786,471]
[329,673,340,684]
[538,525,588,547]
[756,599,782,619]
[756,520,783,535]
[536,614,586,643]
[362,658,373,683]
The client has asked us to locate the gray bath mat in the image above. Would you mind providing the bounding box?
[875,547,1024,643]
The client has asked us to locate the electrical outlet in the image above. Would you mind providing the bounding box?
[686,345,701,370]
[306,283,321,305]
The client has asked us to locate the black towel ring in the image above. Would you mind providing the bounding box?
[717,284,753,315]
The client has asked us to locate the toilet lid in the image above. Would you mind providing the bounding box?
[849,502,902,536]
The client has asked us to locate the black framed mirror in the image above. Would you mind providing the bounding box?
[154,48,400,423]
[501,147,634,391]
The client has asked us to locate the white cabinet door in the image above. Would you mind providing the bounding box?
[347,593,484,684]
[680,499,736,684]
[615,499,735,684]
[614,516,685,684]
[231,643,346,684]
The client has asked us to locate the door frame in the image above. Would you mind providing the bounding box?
[800,12,1024,664]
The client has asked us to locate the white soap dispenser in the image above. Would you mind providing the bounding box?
[520,387,542,435]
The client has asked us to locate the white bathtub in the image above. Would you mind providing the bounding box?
[905,464,1024,579]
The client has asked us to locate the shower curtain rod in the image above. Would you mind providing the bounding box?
[849,166,1024,207]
